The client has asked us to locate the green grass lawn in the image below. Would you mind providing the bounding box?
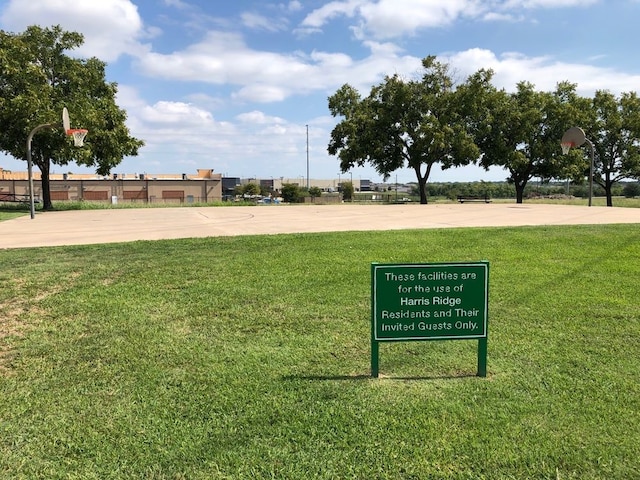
[0,210,27,222]
[521,196,640,208]
[1,225,639,479]
[3,195,640,217]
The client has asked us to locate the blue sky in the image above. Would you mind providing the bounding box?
[2,0,640,183]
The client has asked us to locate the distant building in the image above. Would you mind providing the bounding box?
[1,167,375,204]
[222,177,241,200]
[0,168,222,204]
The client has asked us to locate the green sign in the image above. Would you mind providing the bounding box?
[371,262,489,377]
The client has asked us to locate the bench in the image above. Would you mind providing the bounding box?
[0,193,40,204]
[457,195,491,204]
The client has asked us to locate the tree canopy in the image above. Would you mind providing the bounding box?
[328,56,482,204]
[587,90,640,206]
[0,25,143,209]
[463,79,589,203]
[328,54,640,206]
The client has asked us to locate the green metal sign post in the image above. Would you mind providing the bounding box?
[371,262,489,378]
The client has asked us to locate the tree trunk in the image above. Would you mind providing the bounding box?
[418,176,428,204]
[604,173,613,207]
[605,188,613,206]
[513,173,531,204]
[415,165,431,205]
[35,159,53,210]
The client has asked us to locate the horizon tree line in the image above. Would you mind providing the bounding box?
[328,55,640,206]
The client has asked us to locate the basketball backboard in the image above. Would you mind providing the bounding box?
[62,107,70,133]
[561,126,594,206]
[561,127,586,148]
[561,127,587,154]
[62,107,88,146]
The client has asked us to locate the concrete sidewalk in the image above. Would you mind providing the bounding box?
[2,203,640,249]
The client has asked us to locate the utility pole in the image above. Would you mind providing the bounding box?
[306,124,309,189]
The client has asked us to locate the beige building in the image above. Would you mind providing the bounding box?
[0,168,222,204]
[245,177,367,193]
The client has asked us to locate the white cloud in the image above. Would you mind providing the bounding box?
[502,0,598,8]
[0,0,149,62]
[233,85,290,103]
[236,111,286,125]
[300,0,365,29]
[114,84,147,111]
[309,51,354,68]
[135,30,421,102]
[111,86,330,179]
[140,101,215,126]
[136,31,308,85]
[184,93,226,111]
[300,0,481,38]
[482,12,523,22]
[358,0,483,38]
[163,0,190,9]
[287,1,304,13]
[241,12,287,32]
[445,48,640,95]
[300,0,600,39]
[116,91,245,174]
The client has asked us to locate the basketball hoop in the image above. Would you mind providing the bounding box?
[67,129,88,147]
[561,127,586,153]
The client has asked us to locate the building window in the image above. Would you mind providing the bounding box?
[50,191,69,200]
[123,190,147,200]
[162,190,185,200]
[84,191,109,200]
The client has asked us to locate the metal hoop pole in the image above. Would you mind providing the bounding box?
[26,123,55,219]
[585,137,594,207]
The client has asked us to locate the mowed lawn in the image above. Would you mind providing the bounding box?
[1,224,639,479]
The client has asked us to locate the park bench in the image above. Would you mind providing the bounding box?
[457,195,492,203]
[0,193,40,204]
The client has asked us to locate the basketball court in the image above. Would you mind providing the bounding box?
[3,203,640,249]
[10,108,640,250]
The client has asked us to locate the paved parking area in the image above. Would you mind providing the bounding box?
[2,203,640,249]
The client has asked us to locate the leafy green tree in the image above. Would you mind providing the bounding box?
[622,182,640,198]
[259,183,272,197]
[463,78,588,203]
[328,56,481,204]
[308,186,322,200]
[0,25,143,210]
[242,183,260,196]
[341,181,354,201]
[281,183,301,203]
[586,90,640,206]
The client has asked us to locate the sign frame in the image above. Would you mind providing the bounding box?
[371,261,489,378]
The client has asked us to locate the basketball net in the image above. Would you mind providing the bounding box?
[67,129,88,147]
[561,142,573,155]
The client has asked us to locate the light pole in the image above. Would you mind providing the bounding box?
[350,171,354,201]
[395,174,398,202]
[306,124,309,189]
[26,123,56,219]
[561,127,595,207]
